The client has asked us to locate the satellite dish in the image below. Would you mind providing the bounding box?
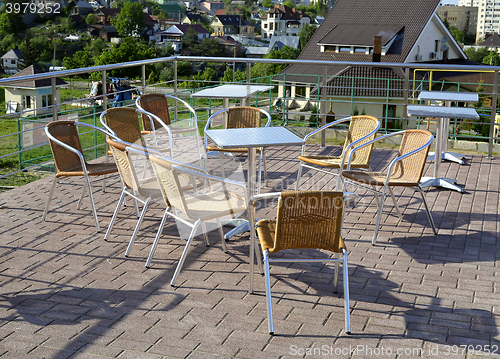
[441,43,449,51]
[442,36,449,43]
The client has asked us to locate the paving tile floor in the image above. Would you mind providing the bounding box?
[0,143,499,358]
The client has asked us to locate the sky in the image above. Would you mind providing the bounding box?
[441,0,459,4]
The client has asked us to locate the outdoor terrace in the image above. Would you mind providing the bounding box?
[0,57,499,358]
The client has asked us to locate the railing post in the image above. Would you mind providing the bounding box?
[51,77,57,121]
[174,60,178,95]
[141,64,146,95]
[246,62,251,84]
[488,70,498,158]
[403,67,409,130]
[102,70,107,110]
[321,66,327,147]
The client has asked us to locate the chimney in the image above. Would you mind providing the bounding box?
[372,36,382,62]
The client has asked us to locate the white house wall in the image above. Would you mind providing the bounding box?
[408,16,463,62]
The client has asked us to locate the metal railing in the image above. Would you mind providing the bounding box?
[1,55,500,182]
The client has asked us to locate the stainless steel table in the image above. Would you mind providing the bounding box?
[204,127,304,238]
[191,84,274,108]
[407,104,479,193]
[418,91,479,164]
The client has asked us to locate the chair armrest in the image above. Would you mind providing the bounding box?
[249,192,282,207]
[260,108,272,127]
[75,121,114,137]
[172,164,246,189]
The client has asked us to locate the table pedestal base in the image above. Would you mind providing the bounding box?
[428,151,465,165]
[420,176,464,193]
[222,219,250,240]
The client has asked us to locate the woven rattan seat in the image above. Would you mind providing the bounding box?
[42,121,118,232]
[296,115,380,190]
[147,154,247,286]
[249,190,351,335]
[342,129,437,245]
[204,106,271,190]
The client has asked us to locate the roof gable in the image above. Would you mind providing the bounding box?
[5,65,67,88]
[479,33,500,47]
[1,48,23,60]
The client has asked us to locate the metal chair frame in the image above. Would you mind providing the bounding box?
[136,94,203,167]
[342,130,437,245]
[296,115,380,190]
[42,121,118,232]
[249,191,351,335]
[148,154,248,286]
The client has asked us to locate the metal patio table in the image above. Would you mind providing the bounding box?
[407,104,479,193]
[417,91,479,165]
[204,126,304,238]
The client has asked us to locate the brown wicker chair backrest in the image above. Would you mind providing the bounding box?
[226,106,262,129]
[138,94,171,132]
[103,107,143,145]
[46,121,85,174]
[107,138,140,191]
[267,191,346,254]
[340,115,379,166]
[390,129,432,184]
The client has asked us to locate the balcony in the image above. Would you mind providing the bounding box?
[0,56,500,356]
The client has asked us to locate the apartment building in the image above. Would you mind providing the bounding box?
[476,0,500,42]
[436,5,477,35]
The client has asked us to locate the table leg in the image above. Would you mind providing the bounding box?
[421,117,464,193]
[223,147,257,240]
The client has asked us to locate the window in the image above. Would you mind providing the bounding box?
[339,47,350,52]
[42,94,52,108]
[354,47,367,53]
[270,23,273,30]
[11,60,15,64]
[22,95,31,110]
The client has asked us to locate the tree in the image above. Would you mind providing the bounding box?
[0,12,26,36]
[449,27,465,44]
[63,50,93,70]
[18,33,40,70]
[262,0,273,7]
[92,37,155,78]
[464,47,490,63]
[250,46,300,79]
[482,51,500,66]
[85,13,98,25]
[299,24,317,50]
[112,2,146,37]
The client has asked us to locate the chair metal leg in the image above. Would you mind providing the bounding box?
[170,219,201,286]
[104,189,126,241]
[295,162,303,190]
[42,176,58,221]
[333,258,340,293]
[201,222,210,246]
[82,174,100,232]
[146,209,170,268]
[388,187,403,221]
[257,150,263,194]
[263,250,274,335]
[342,249,351,334]
[372,185,388,245]
[416,186,437,235]
[76,180,87,210]
[216,218,227,252]
[125,196,152,257]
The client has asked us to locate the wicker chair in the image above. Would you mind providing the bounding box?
[42,121,118,232]
[105,139,202,259]
[204,106,271,192]
[100,107,172,156]
[341,129,437,245]
[148,154,247,286]
[136,94,202,166]
[249,190,351,335]
[296,115,380,190]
